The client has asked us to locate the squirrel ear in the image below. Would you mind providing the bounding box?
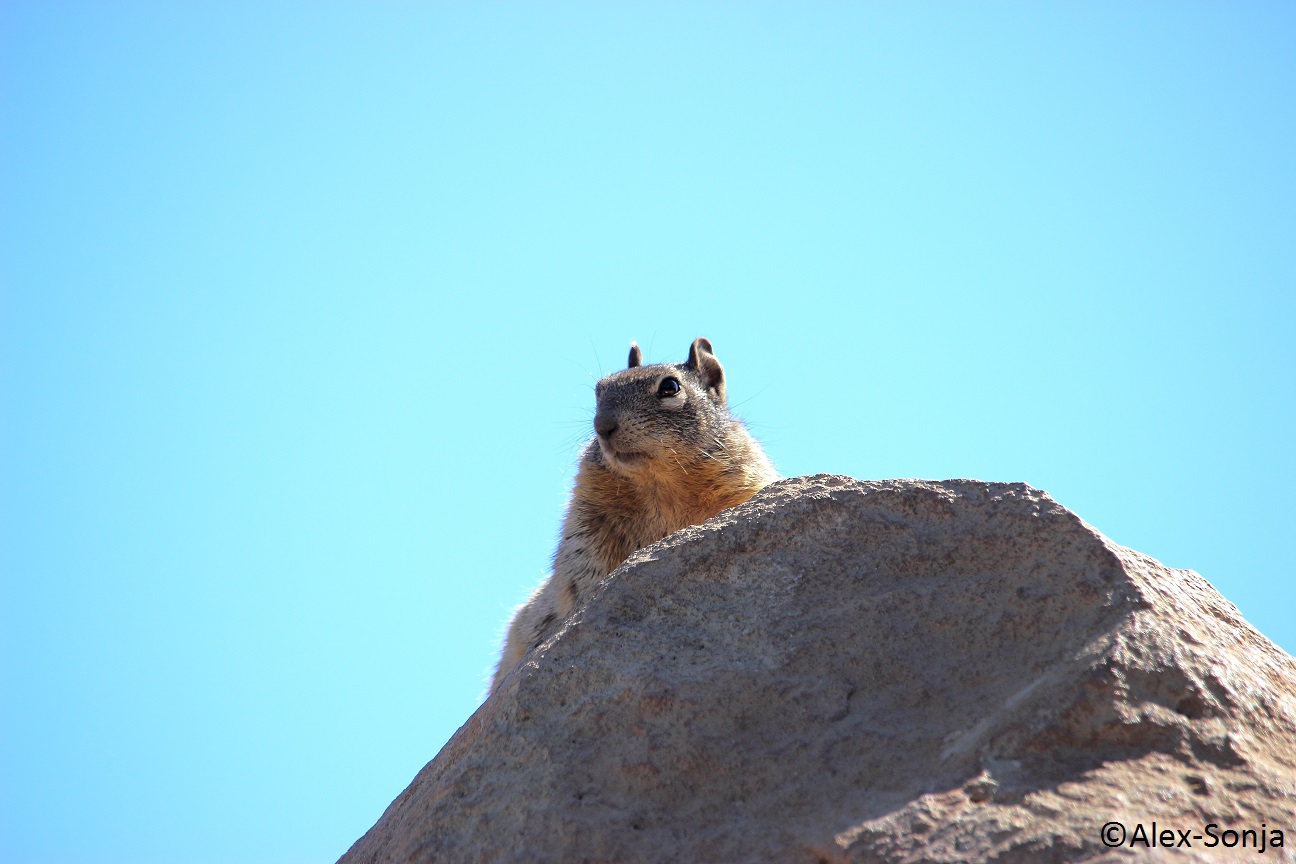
[628,342,643,368]
[685,337,726,404]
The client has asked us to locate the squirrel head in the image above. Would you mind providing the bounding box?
[592,337,731,475]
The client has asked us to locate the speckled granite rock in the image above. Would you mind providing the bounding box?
[340,475,1296,864]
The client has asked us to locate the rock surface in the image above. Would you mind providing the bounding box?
[340,476,1296,863]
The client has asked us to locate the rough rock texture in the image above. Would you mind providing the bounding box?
[341,476,1296,863]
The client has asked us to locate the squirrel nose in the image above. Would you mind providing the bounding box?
[594,412,617,439]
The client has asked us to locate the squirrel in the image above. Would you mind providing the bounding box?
[491,337,777,693]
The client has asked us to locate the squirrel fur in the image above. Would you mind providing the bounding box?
[491,337,776,693]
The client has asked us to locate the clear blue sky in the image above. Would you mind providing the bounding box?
[2,3,1292,862]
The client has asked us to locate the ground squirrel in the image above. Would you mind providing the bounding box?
[491,337,777,693]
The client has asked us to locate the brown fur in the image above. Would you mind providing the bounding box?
[491,337,776,693]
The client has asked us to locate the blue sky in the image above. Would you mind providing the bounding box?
[2,3,1293,862]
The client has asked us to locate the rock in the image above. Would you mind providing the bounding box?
[339,476,1296,863]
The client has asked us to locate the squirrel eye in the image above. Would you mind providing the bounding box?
[656,377,681,398]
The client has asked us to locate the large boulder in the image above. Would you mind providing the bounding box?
[340,476,1296,863]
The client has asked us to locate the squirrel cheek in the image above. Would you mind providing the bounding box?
[659,393,686,410]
